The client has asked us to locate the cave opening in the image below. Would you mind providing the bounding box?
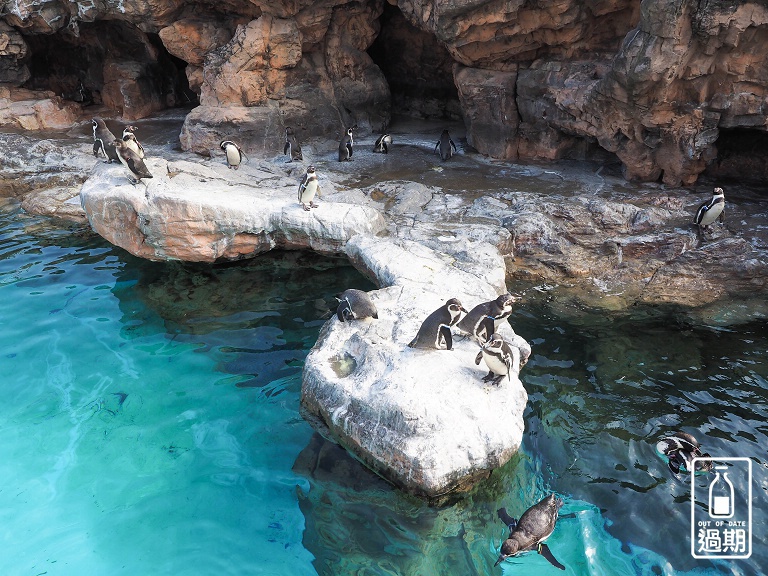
[704,128,768,184]
[22,21,196,119]
[368,3,461,121]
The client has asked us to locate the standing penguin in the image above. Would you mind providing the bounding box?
[92,117,119,163]
[122,125,145,159]
[694,187,725,237]
[457,293,517,342]
[336,289,378,322]
[220,140,247,170]
[283,127,303,162]
[113,139,153,184]
[407,298,467,350]
[475,333,521,385]
[435,129,458,161]
[338,127,354,161]
[495,494,565,570]
[373,134,393,154]
[298,165,321,211]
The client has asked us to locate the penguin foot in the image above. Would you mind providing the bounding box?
[302,204,311,211]
[310,201,319,208]
[482,372,495,383]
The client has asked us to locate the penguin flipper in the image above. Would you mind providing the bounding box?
[440,324,453,350]
[719,210,725,223]
[382,142,388,153]
[667,456,681,475]
[474,350,483,365]
[434,141,440,153]
[284,141,290,156]
[93,139,102,157]
[346,142,353,158]
[538,543,565,570]
[497,507,517,530]
[450,139,457,153]
[336,300,350,322]
[479,316,495,341]
[126,155,152,179]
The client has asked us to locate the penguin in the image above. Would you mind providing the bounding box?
[474,333,521,385]
[122,125,145,159]
[694,187,725,236]
[113,138,153,184]
[338,127,354,161]
[373,133,393,154]
[495,494,565,570]
[407,298,467,350]
[656,432,713,475]
[457,293,517,342]
[283,127,303,162]
[298,165,321,211]
[220,140,247,170]
[435,129,457,161]
[92,117,119,163]
[336,289,378,322]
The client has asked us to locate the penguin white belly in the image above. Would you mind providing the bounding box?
[483,352,509,376]
[125,139,142,158]
[225,147,241,167]
[301,180,318,204]
[699,202,724,226]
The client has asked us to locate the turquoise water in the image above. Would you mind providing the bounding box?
[1,207,765,575]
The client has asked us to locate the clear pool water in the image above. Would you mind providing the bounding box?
[1,207,765,575]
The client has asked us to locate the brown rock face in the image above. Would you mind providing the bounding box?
[0,21,30,85]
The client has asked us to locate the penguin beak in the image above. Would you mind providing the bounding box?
[494,554,506,567]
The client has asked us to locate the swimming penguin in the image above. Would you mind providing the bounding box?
[283,127,303,162]
[474,333,521,385]
[656,432,713,475]
[92,117,119,163]
[694,187,725,237]
[338,127,354,161]
[122,125,145,159]
[407,298,467,350]
[298,165,321,211]
[435,129,457,161]
[457,293,517,342]
[495,494,565,570]
[113,138,153,184]
[220,140,247,170]
[373,134,393,154]
[336,289,378,322]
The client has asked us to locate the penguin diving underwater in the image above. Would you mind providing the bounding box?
[336,289,378,322]
[495,494,565,570]
[373,133,393,153]
[122,125,145,159]
[92,117,119,163]
[694,187,725,238]
[220,140,247,170]
[656,432,713,475]
[407,298,467,350]
[457,293,517,342]
[283,127,303,162]
[113,138,153,185]
[298,165,321,211]
[338,127,354,161]
[435,129,457,161]
[474,332,521,385]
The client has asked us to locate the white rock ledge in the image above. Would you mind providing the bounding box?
[301,236,529,500]
[80,159,386,262]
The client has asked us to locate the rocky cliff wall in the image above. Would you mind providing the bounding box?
[2,0,768,185]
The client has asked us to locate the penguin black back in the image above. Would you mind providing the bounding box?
[373,134,392,154]
[407,298,467,350]
[495,494,564,570]
[336,289,378,322]
[92,117,119,163]
[435,129,457,161]
[114,139,153,183]
[284,127,303,162]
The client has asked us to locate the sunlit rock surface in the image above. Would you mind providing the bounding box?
[301,235,529,499]
[79,158,386,262]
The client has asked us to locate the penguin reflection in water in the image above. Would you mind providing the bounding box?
[338,127,354,161]
[336,289,378,322]
[298,165,321,211]
[408,298,467,350]
[220,140,247,170]
[113,139,153,185]
[435,129,457,161]
[656,431,713,475]
[495,494,566,570]
[475,332,521,385]
[694,187,725,239]
[92,117,119,163]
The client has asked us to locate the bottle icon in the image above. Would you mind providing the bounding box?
[708,465,734,518]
